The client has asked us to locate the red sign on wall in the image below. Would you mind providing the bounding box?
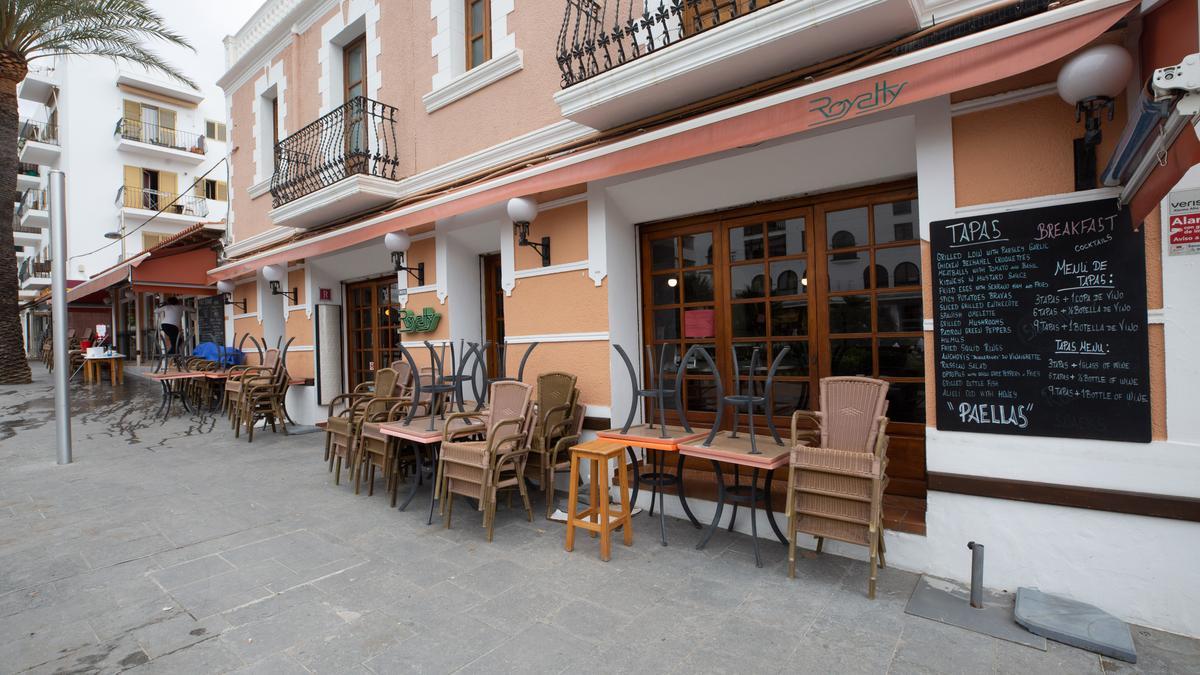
[319,288,332,301]
[1168,188,1200,256]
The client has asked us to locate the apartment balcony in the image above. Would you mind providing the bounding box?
[18,189,48,229]
[117,186,209,225]
[553,0,917,129]
[18,120,60,166]
[269,96,401,229]
[17,162,41,192]
[13,224,42,248]
[19,259,51,289]
[115,118,207,164]
[17,66,56,105]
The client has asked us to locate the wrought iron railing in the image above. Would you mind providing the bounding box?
[557,0,784,87]
[18,119,58,147]
[17,189,47,218]
[17,162,39,177]
[116,186,209,217]
[19,258,52,283]
[115,117,206,154]
[270,96,400,208]
[13,224,41,236]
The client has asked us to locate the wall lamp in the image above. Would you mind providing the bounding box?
[1056,44,1133,191]
[385,232,425,286]
[507,197,550,267]
[262,264,297,304]
[216,279,247,312]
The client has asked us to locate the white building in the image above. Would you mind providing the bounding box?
[16,56,230,350]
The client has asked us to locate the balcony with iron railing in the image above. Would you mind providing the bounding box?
[19,258,51,287]
[18,119,61,165]
[116,186,209,220]
[13,223,42,248]
[17,189,48,228]
[16,162,39,190]
[553,0,918,129]
[269,96,401,228]
[115,118,207,163]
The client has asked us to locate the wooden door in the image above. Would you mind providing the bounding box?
[343,35,368,175]
[482,253,504,379]
[639,182,926,498]
[681,0,779,36]
[344,276,405,389]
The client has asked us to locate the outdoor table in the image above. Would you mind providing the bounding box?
[378,413,486,520]
[83,353,125,385]
[596,424,706,546]
[203,372,230,411]
[678,431,790,568]
[144,371,204,418]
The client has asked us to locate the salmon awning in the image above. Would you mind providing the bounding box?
[64,253,149,304]
[210,0,1138,281]
[65,223,222,303]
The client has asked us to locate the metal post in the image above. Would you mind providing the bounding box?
[49,171,72,465]
[967,541,984,608]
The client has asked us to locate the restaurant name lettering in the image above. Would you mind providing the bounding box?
[808,80,906,126]
[398,307,442,333]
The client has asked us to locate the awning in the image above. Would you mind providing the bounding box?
[1115,0,1200,222]
[210,0,1137,281]
[64,253,149,304]
[63,223,223,304]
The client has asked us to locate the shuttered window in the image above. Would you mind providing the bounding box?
[205,120,227,142]
[197,179,227,201]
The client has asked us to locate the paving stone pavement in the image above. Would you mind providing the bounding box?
[1,367,1198,674]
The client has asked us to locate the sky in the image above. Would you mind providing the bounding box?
[145,0,263,103]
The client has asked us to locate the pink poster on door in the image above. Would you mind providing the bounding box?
[684,309,715,338]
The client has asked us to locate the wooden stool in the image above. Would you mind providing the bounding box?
[565,439,632,561]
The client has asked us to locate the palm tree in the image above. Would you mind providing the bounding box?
[0,1,194,384]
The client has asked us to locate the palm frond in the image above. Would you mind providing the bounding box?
[2,0,195,88]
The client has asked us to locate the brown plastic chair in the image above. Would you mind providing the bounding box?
[438,380,534,540]
[787,376,890,598]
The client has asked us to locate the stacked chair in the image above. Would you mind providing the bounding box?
[437,380,535,541]
[521,372,582,518]
[234,360,292,442]
[324,366,410,489]
[787,376,891,598]
[223,348,279,419]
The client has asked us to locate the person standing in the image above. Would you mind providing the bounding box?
[155,297,184,355]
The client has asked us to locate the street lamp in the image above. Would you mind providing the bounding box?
[262,264,297,303]
[1056,44,1133,190]
[385,231,424,285]
[507,197,550,267]
[217,279,246,312]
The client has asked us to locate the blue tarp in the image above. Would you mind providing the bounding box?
[194,342,244,366]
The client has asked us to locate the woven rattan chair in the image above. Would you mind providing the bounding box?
[224,349,279,420]
[521,373,581,517]
[235,364,292,442]
[787,376,890,598]
[326,368,403,489]
[438,380,534,541]
[534,403,585,518]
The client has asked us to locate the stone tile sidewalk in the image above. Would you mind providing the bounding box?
[1,368,1197,673]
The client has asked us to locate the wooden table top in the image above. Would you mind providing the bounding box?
[596,424,708,451]
[377,414,485,443]
[83,354,125,361]
[677,431,792,470]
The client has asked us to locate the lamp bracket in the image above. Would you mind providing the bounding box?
[392,251,425,286]
[269,280,298,304]
[514,222,551,267]
[222,293,248,313]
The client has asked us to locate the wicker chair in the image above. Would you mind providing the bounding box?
[787,376,890,598]
[325,368,404,489]
[438,380,534,540]
[522,372,581,517]
[224,349,279,421]
[235,365,292,442]
[532,403,585,518]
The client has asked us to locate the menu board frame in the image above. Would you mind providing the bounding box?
[931,198,1151,443]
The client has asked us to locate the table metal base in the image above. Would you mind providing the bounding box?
[626,447,701,546]
[695,461,786,567]
[156,379,193,419]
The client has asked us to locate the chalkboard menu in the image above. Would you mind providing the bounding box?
[197,296,225,346]
[931,198,1150,443]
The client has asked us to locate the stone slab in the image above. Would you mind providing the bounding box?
[1014,586,1137,663]
[906,575,1047,650]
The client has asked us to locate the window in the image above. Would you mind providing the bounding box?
[271,96,280,147]
[205,120,227,142]
[343,36,367,102]
[465,0,491,70]
[142,232,168,250]
[199,179,227,201]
